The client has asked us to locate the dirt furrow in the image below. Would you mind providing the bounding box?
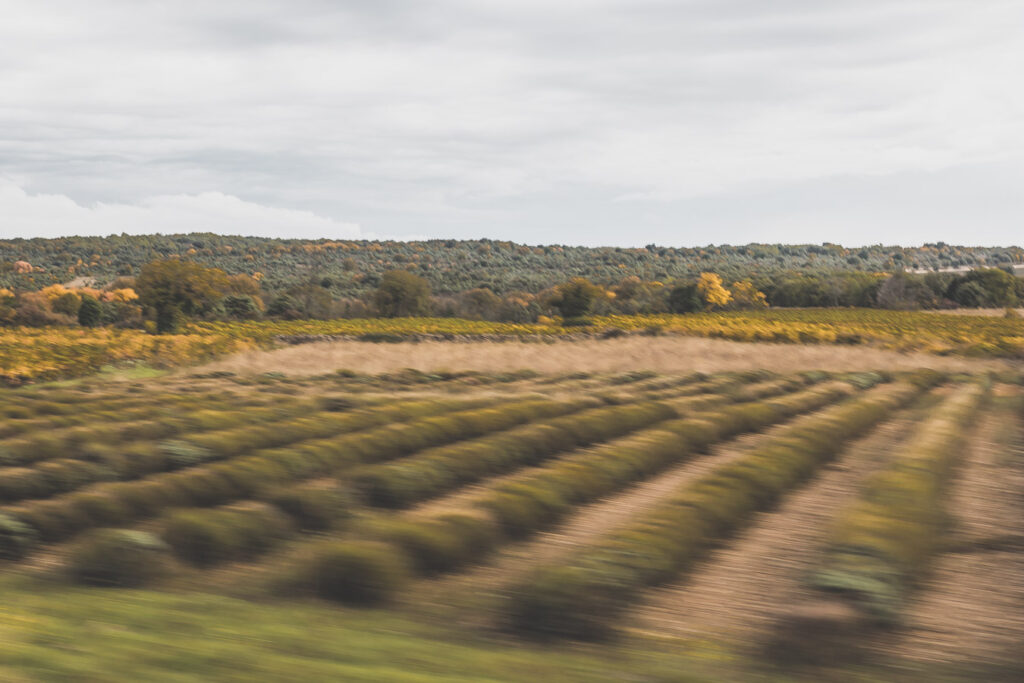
[622,404,931,645]
[871,388,1024,670]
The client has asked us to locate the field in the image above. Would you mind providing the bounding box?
[2,308,1023,385]
[0,362,1021,681]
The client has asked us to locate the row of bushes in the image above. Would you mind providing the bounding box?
[0,389,265,439]
[0,395,326,467]
[808,381,988,623]
[161,503,293,567]
[278,381,863,605]
[643,370,775,402]
[0,398,589,556]
[0,385,257,417]
[0,397,447,503]
[142,400,595,567]
[351,401,679,509]
[504,377,938,639]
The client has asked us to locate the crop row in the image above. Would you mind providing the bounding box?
[0,398,590,556]
[142,380,826,570]
[0,396,453,504]
[0,389,275,437]
[0,395,330,468]
[276,380,868,603]
[365,381,860,575]
[156,400,664,567]
[350,401,679,510]
[807,381,988,623]
[505,377,938,639]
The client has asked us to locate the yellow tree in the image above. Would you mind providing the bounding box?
[697,272,732,310]
[730,279,768,309]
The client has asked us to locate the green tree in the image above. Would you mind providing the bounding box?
[374,270,431,317]
[667,282,701,313]
[554,277,603,320]
[136,259,230,333]
[77,294,102,327]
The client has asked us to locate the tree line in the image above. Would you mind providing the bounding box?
[1,256,1020,333]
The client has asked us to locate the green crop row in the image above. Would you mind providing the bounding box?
[0,399,587,556]
[0,390,270,438]
[808,382,988,623]
[276,381,860,603]
[361,381,858,580]
[505,377,938,639]
[0,397,436,504]
[161,503,293,568]
[141,400,597,568]
[351,401,679,509]
[0,396,326,468]
[0,388,248,423]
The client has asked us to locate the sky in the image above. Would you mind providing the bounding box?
[1,0,1022,247]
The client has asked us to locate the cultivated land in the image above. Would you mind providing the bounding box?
[0,351,1020,683]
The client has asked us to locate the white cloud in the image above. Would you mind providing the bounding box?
[0,183,362,239]
[0,0,1022,245]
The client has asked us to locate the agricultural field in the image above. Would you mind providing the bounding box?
[0,365,1021,681]
[2,307,1023,385]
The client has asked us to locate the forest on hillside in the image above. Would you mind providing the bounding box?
[2,234,1021,297]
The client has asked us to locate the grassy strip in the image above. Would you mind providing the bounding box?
[351,401,678,509]
[807,381,989,623]
[505,375,939,639]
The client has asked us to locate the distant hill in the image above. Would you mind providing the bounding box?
[1,234,1020,296]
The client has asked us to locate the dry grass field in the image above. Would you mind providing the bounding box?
[191,335,1015,378]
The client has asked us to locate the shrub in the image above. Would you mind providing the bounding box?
[268,486,350,532]
[0,512,38,560]
[68,529,168,587]
[305,541,409,604]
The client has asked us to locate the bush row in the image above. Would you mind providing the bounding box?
[505,377,938,639]
[0,399,587,554]
[0,391,244,439]
[0,396,325,468]
[0,397,434,503]
[141,400,593,567]
[808,381,988,623]
[0,388,249,428]
[351,401,679,509]
[643,370,775,401]
[161,503,292,567]
[280,381,858,605]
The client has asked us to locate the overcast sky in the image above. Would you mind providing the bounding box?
[1,0,1022,247]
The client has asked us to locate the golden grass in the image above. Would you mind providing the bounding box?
[191,336,1013,377]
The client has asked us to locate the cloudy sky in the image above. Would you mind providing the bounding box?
[1,0,1022,246]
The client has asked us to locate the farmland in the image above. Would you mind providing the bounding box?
[0,363,1021,681]
[2,307,1023,385]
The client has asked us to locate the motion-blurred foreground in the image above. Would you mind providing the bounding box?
[0,363,1021,682]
